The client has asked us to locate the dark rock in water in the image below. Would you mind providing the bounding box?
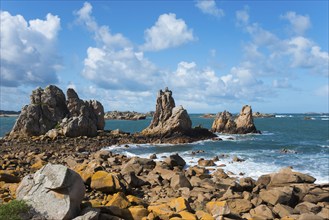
[142,88,192,137]
[211,105,260,134]
[253,112,275,118]
[7,85,105,139]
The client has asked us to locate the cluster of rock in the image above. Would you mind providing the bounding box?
[212,105,260,134]
[1,144,328,220]
[7,85,105,139]
[141,88,215,141]
[142,88,192,137]
[105,111,147,120]
[253,112,276,118]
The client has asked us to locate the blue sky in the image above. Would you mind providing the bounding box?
[1,0,328,113]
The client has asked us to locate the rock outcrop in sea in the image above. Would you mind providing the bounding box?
[104,111,147,120]
[142,88,192,137]
[212,105,260,134]
[8,85,105,138]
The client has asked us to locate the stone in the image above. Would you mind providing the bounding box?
[164,154,186,168]
[295,202,322,214]
[211,105,259,134]
[73,207,100,220]
[90,171,124,193]
[106,192,131,209]
[269,167,316,187]
[169,197,191,212]
[227,199,253,215]
[195,210,215,220]
[239,177,256,192]
[178,211,197,220]
[206,201,230,217]
[127,206,149,220]
[259,186,297,206]
[16,164,85,220]
[273,203,295,218]
[317,207,329,219]
[148,203,174,218]
[141,88,192,137]
[298,213,324,220]
[249,205,275,220]
[170,174,192,190]
[198,159,215,167]
[0,171,20,183]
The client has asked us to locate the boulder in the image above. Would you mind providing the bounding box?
[198,159,216,167]
[273,203,295,218]
[259,186,298,206]
[170,174,192,190]
[164,154,186,169]
[141,88,192,137]
[16,164,85,220]
[206,201,230,217]
[294,202,321,214]
[249,204,275,220]
[211,105,259,134]
[227,199,253,215]
[269,167,316,186]
[90,171,126,193]
[169,197,191,212]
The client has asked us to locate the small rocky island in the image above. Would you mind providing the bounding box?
[104,111,147,120]
[211,105,260,134]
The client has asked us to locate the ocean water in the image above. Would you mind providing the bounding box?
[1,114,329,183]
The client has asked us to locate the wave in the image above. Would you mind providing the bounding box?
[321,118,329,121]
[276,115,293,118]
[320,145,329,148]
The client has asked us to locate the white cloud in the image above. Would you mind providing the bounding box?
[142,13,195,51]
[196,0,224,18]
[75,2,159,91]
[0,11,61,87]
[272,78,291,88]
[281,11,311,35]
[315,85,329,97]
[236,8,328,77]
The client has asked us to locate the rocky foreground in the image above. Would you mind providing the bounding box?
[1,137,329,220]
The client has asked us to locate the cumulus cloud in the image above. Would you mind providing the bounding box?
[75,2,159,91]
[142,13,195,51]
[236,8,328,77]
[195,0,224,18]
[0,11,61,87]
[281,11,311,35]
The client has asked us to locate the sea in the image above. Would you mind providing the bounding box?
[1,114,328,183]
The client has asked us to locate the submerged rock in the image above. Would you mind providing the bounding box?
[211,105,260,134]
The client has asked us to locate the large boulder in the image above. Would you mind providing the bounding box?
[16,164,85,220]
[8,85,105,139]
[61,89,105,137]
[211,105,259,134]
[9,85,68,138]
[141,88,192,137]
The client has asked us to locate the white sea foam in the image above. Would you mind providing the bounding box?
[320,145,329,148]
[321,118,329,120]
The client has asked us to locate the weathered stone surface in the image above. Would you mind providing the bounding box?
[206,201,230,217]
[269,167,316,186]
[0,171,20,183]
[259,186,297,206]
[105,111,146,120]
[169,197,191,212]
[295,201,321,214]
[106,192,131,209]
[164,154,186,169]
[9,85,68,138]
[8,85,105,139]
[249,204,275,220]
[227,199,253,215]
[211,105,259,134]
[127,206,149,220]
[141,88,192,137]
[73,207,100,220]
[170,174,192,190]
[198,159,215,167]
[90,171,125,193]
[273,203,295,218]
[16,164,85,220]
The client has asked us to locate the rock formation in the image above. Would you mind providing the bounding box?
[8,85,105,138]
[16,164,85,220]
[211,105,260,134]
[9,85,69,137]
[104,111,147,120]
[141,88,192,137]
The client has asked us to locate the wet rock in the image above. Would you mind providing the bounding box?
[198,159,215,167]
[164,154,186,169]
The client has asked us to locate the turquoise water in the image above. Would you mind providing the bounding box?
[1,114,329,183]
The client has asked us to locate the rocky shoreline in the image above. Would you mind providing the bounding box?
[1,137,328,220]
[104,111,149,120]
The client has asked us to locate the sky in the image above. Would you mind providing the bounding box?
[0,0,328,113]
